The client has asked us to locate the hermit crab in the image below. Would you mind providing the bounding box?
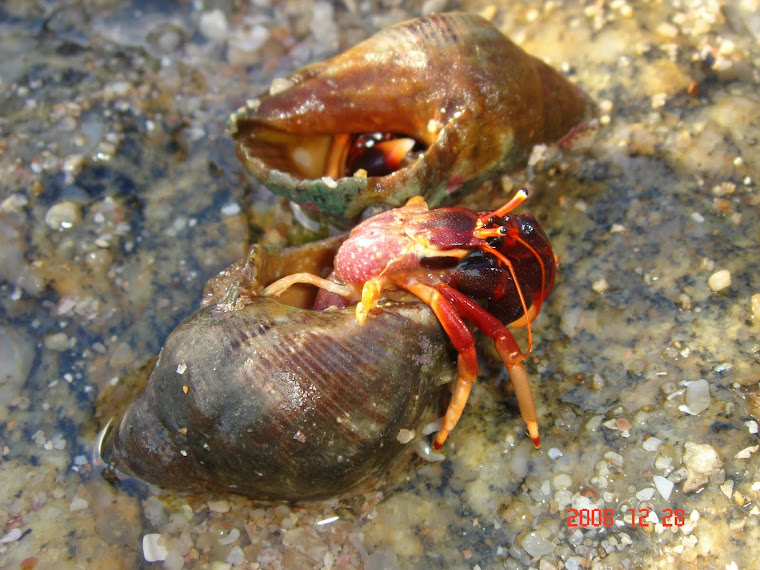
[264,189,554,449]
[98,192,554,500]
[230,11,594,219]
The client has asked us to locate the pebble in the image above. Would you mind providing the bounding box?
[522,531,555,558]
[142,534,169,562]
[44,332,71,351]
[207,499,230,513]
[198,9,228,43]
[682,442,722,492]
[44,201,81,230]
[653,475,674,500]
[592,278,609,293]
[707,269,731,291]
[226,546,245,565]
[685,379,711,414]
[752,294,760,319]
[643,437,662,452]
[553,474,573,490]
[635,487,656,501]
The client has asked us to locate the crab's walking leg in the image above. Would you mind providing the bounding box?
[262,273,355,299]
[438,283,540,448]
[397,277,478,451]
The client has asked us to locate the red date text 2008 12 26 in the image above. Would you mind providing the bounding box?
[567,508,686,528]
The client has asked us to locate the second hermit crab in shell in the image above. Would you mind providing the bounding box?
[263,189,555,449]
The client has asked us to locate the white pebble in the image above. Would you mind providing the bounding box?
[521,531,554,558]
[226,546,245,565]
[685,379,711,414]
[547,447,563,460]
[218,528,240,545]
[553,474,573,490]
[207,499,230,513]
[269,77,294,96]
[221,202,241,216]
[0,528,22,544]
[735,445,759,459]
[199,10,228,43]
[708,269,731,291]
[396,429,415,444]
[654,455,673,470]
[142,534,169,562]
[635,487,656,501]
[653,475,674,500]
[592,278,609,293]
[45,201,81,230]
[642,437,662,452]
[746,420,758,434]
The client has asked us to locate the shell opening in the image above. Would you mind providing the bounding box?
[242,127,427,181]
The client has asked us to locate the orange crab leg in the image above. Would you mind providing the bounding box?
[396,277,479,451]
[437,283,540,448]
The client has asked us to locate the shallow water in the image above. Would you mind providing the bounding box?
[1,1,759,568]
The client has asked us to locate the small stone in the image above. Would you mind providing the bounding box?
[553,474,573,490]
[735,445,759,459]
[198,9,228,43]
[636,487,656,501]
[207,499,230,513]
[708,269,731,292]
[655,455,673,470]
[682,442,722,492]
[521,531,554,558]
[547,447,563,460]
[685,379,711,414]
[44,332,71,351]
[226,545,245,565]
[45,201,81,230]
[396,429,415,444]
[221,202,241,216]
[720,480,734,499]
[269,77,294,96]
[218,528,239,545]
[142,534,169,562]
[0,528,22,544]
[592,278,609,293]
[653,475,674,500]
[751,294,760,320]
[643,437,662,452]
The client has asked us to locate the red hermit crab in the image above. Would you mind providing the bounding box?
[263,189,555,449]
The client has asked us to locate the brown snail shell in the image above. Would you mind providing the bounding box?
[229,12,594,220]
[98,236,456,501]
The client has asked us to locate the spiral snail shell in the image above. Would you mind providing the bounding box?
[230,12,594,219]
[98,236,456,501]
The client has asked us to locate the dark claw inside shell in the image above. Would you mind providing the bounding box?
[98,238,456,501]
[230,12,595,220]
